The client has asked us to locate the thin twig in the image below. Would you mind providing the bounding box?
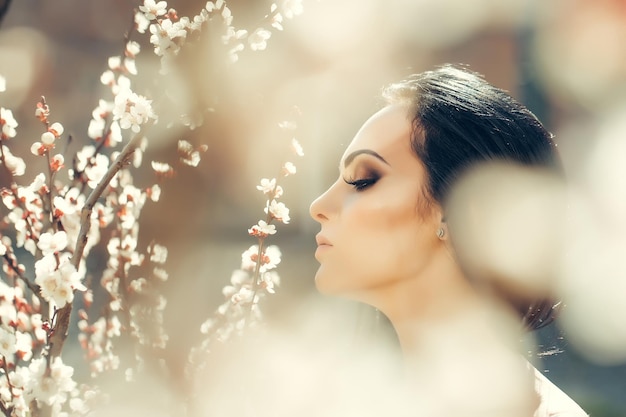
[2,253,42,302]
[48,128,148,359]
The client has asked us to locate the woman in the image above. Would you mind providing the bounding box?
[309,65,587,417]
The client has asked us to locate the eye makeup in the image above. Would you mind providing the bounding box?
[344,177,378,191]
[343,164,380,192]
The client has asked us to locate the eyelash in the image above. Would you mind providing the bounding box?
[344,177,378,191]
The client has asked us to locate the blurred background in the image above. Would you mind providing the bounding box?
[0,0,624,415]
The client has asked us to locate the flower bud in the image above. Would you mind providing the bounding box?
[41,131,55,145]
[49,122,64,137]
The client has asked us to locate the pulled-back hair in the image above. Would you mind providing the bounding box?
[383,65,561,331]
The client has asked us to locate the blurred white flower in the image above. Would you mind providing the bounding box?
[25,357,76,407]
[263,245,282,272]
[291,138,304,156]
[108,56,122,71]
[282,161,296,176]
[126,41,141,58]
[206,0,224,13]
[15,331,33,361]
[148,184,161,202]
[260,270,280,293]
[221,6,233,26]
[49,122,64,137]
[153,267,168,281]
[151,161,174,177]
[241,245,259,271]
[178,140,201,167]
[40,131,55,146]
[1,145,25,176]
[139,0,168,21]
[281,0,303,19]
[0,327,17,358]
[278,120,297,130]
[149,244,168,264]
[134,10,151,33]
[248,28,272,51]
[0,107,18,139]
[256,178,277,194]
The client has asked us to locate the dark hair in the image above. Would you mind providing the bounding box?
[383,65,561,331]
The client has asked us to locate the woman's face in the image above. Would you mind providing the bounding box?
[309,105,444,300]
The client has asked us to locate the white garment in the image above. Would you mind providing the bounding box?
[533,367,588,417]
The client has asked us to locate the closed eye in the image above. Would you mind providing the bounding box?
[344,177,377,191]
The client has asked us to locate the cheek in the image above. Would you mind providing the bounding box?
[315,192,437,294]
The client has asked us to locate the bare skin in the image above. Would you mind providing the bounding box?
[309,104,539,416]
[309,104,483,354]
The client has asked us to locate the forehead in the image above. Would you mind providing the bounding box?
[342,105,414,164]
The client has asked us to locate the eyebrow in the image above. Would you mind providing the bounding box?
[343,149,390,168]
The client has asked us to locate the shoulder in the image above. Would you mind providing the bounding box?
[532,366,588,417]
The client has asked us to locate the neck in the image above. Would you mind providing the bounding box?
[356,246,516,357]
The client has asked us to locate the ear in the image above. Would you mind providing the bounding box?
[436,216,448,240]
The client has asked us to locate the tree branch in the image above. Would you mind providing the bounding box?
[48,129,147,359]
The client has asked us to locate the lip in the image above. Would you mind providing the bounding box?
[315,234,333,260]
[315,234,333,247]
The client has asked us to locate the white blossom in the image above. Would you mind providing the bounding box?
[134,10,151,34]
[291,138,304,156]
[153,267,168,281]
[34,255,85,308]
[84,153,110,189]
[178,140,201,167]
[248,220,276,237]
[25,357,77,408]
[139,0,167,21]
[37,231,68,256]
[149,18,188,57]
[265,199,290,224]
[1,145,25,176]
[0,327,17,358]
[256,178,276,194]
[264,245,282,271]
[241,245,259,271]
[281,0,304,19]
[149,244,168,264]
[261,270,280,293]
[40,131,55,146]
[0,107,18,138]
[126,41,141,57]
[49,122,64,137]
[15,331,33,361]
[248,28,272,51]
[113,87,156,133]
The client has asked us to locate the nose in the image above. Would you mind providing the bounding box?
[309,182,337,223]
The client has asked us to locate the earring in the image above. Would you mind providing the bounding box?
[436,227,445,239]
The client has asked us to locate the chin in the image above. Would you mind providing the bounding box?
[313,270,334,294]
[314,267,348,295]
[314,268,366,301]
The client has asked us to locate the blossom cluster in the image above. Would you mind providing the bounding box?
[189,119,304,378]
[139,0,304,69]
[0,0,305,415]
